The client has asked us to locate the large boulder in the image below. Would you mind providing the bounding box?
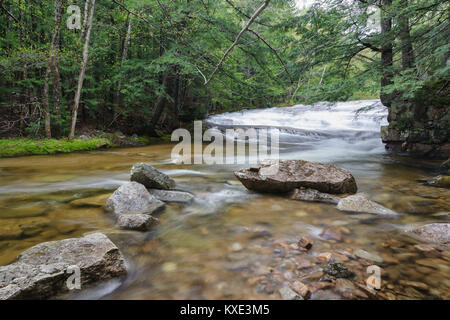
[290,188,340,204]
[337,193,397,216]
[234,160,357,194]
[148,189,194,204]
[0,233,127,300]
[116,214,159,232]
[130,163,175,190]
[405,223,449,248]
[104,182,165,216]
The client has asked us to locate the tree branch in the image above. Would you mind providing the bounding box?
[205,0,270,86]
[248,28,293,83]
[0,0,19,23]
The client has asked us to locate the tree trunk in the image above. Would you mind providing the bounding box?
[19,0,28,133]
[80,0,89,41]
[398,0,415,71]
[42,0,63,138]
[43,66,52,138]
[380,0,394,108]
[446,6,450,66]
[149,70,170,136]
[69,0,95,140]
[51,0,63,137]
[113,15,132,122]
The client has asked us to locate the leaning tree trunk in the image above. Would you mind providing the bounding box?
[42,0,63,139]
[79,0,89,41]
[69,0,95,140]
[446,5,450,66]
[398,0,415,71]
[380,0,394,108]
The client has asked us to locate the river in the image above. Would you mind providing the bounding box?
[0,100,449,299]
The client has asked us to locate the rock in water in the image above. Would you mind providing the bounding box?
[337,193,397,216]
[116,214,159,231]
[130,163,175,190]
[234,160,357,194]
[148,189,194,203]
[354,249,383,263]
[322,263,355,279]
[405,223,450,248]
[290,188,340,204]
[0,233,127,300]
[426,176,450,189]
[105,182,165,216]
[279,286,303,300]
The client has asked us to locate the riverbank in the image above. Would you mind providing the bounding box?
[0,134,164,158]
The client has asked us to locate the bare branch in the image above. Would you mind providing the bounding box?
[205,0,270,86]
[0,0,19,23]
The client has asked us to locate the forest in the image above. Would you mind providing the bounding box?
[0,0,447,140]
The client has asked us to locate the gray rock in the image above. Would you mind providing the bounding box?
[114,131,125,138]
[148,189,194,203]
[279,286,303,300]
[290,188,340,204]
[0,233,127,300]
[405,223,450,248]
[105,182,165,216]
[130,163,175,190]
[337,193,397,216]
[354,249,383,263]
[116,214,159,231]
[234,160,357,194]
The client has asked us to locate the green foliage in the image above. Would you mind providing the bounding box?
[0,138,112,158]
[0,0,448,139]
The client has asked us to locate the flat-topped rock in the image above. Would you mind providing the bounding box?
[406,223,449,248]
[148,189,194,204]
[234,160,357,194]
[130,163,175,190]
[337,193,397,216]
[0,233,127,300]
[105,182,165,216]
[290,188,341,204]
[116,214,159,231]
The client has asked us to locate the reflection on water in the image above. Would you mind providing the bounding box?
[0,100,449,300]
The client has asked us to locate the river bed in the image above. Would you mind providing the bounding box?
[0,100,449,300]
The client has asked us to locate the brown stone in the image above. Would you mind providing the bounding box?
[291,280,311,299]
[318,252,332,263]
[298,237,314,250]
[234,160,357,194]
[320,228,343,241]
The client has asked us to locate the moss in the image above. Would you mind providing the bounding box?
[430,176,450,188]
[414,78,450,109]
[131,136,151,144]
[160,134,173,142]
[0,138,112,158]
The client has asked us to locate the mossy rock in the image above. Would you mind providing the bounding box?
[70,193,111,208]
[427,176,450,189]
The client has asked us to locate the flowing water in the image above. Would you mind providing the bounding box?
[0,100,449,300]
